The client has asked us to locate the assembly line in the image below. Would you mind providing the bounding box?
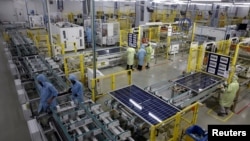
[0,0,250,141]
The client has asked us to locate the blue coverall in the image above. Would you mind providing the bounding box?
[69,74,84,104]
[36,74,58,114]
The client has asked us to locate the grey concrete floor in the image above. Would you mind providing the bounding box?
[0,38,31,140]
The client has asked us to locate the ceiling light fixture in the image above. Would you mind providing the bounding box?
[191,0,221,1]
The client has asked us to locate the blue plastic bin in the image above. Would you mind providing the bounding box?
[185,125,208,141]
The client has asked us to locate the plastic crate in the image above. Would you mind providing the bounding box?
[185,125,208,141]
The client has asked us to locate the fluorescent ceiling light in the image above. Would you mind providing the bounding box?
[148,112,162,122]
[129,99,142,110]
[189,3,212,6]
[191,0,221,1]
[234,3,250,5]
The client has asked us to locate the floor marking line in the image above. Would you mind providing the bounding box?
[235,102,250,115]
[207,106,234,122]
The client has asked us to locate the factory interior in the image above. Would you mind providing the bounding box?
[1,0,250,141]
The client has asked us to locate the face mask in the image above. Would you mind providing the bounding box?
[71,80,76,85]
[39,81,43,87]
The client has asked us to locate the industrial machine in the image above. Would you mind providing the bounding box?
[84,19,120,46]
[28,15,45,29]
[97,22,120,46]
[194,25,238,43]
[106,84,181,140]
[51,22,85,55]
[5,27,133,141]
[147,72,224,108]
[83,47,127,69]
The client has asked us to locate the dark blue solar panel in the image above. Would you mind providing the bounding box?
[109,85,180,125]
[97,47,125,55]
[175,72,223,93]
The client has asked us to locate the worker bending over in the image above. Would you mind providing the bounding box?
[218,75,239,116]
[37,74,58,114]
[68,74,84,105]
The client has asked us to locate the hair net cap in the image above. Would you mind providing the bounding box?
[37,74,46,82]
[69,74,77,81]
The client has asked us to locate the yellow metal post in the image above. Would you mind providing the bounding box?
[196,46,204,71]
[61,43,65,55]
[225,40,231,55]
[166,35,171,59]
[91,79,96,102]
[128,70,132,85]
[158,25,161,43]
[64,58,69,77]
[119,30,122,47]
[137,26,141,50]
[191,103,199,124]
[79,55,85,84]
[228,43,241,83]
[111,75,116,90]
[172,113,181,141]
[186,48,195,73]
[191,22,196,42]
[149,126,156,141]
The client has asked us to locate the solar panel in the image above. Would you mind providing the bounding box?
[109,85,180,125]
[175,72,223,93]
[97,47,125,55]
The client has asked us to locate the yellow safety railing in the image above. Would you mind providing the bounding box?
[35,34,52,57]
[149,27,159,43]
[3,32,10,42]
[186,39,241,83]
[216,40,231,55]
[91,70,132,102]
[63,54,85,84]
[149,102,200,141]
[186,43,199,73]
[191,22,196,42]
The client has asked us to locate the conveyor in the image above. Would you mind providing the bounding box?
[145,72,224,108]
[51,100,134,141]
[8,31,38,57]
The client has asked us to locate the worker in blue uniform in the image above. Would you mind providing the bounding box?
[218,74,239,116]
[36,74,58,114]
[137,44,146,71]
[86,26,92,48]
[68,74,84,105]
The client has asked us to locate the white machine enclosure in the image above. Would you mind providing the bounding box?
[87,68,104,94]
[28,15,45,29]
[51,22,85,56]
[98,22,120,46]
[84,19,120,46]
[194,25,238,42]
